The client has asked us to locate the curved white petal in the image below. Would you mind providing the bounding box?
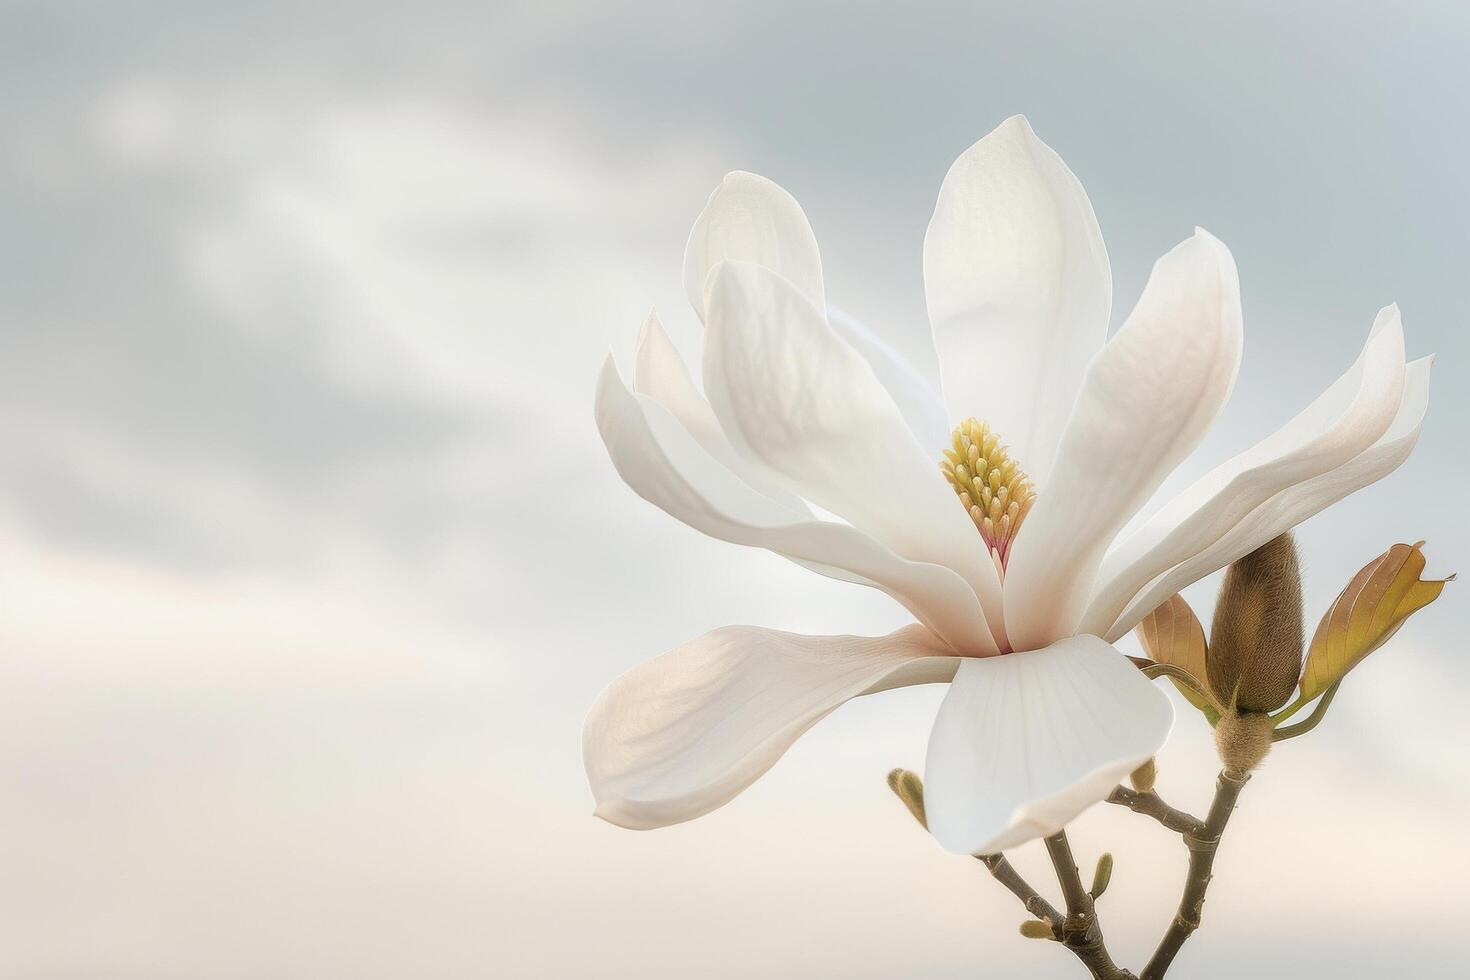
[923,114,1112,488]
[634,310,809,511]
[923,634,1174,855]
[597,354,999,654]
[1004,230,1243,650]
[679,174,950,476]
[828,305,951,452]
[1106,355,1432,641]
[703,260,1007,645]
[1080,306,1407,637]
[586,624,958,830]
[683,171,825,320]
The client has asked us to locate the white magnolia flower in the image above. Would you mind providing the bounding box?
[585,115,1430,855]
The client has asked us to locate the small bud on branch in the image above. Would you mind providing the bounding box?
[885,768,927,829]
[1091,853,1114,900]
[1129,758,1157,793]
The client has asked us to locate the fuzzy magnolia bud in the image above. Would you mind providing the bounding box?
[1208,533,1304,712]
[1214,709,1276,774]
[1019,919,1057,940]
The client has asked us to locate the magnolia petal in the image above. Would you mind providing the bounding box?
[923,114,1112,488]
[1004,231,1243,650]
[683,171,825,320]
[1299,542,1450,701]
[585,624,958,830]
[1134,593,1216,714]
[1081,306,1406,638]
[923,634,1174,855]
[679,173,949,463]
[703,260,1006,644]
[597,354,999,654]
[634,310,808,511]
[828,305,950,452]
[1107,356,1433,641]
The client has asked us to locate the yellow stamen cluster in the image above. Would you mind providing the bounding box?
[940,418,1036,571]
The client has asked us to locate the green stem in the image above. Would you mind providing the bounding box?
[1269,692,1312,725]
[1271,681,1341,741]
[1140,662,1223,714]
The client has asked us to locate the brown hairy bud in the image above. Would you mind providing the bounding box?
[1207,532,1304,712]
[1019,919,1057,940]
[1213,710,1275,774]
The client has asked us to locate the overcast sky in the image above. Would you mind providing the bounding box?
[1,2,1467,977]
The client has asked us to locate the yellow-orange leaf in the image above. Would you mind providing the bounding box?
[1299,542,1451,701]
[1134,592,1214,713]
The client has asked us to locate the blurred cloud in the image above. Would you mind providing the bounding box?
[0,1,1467,977]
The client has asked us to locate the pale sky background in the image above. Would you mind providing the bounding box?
[1,2,1467,977]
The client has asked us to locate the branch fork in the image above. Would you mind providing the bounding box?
[886,765,1250,978]
[1135,769,1249,979]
